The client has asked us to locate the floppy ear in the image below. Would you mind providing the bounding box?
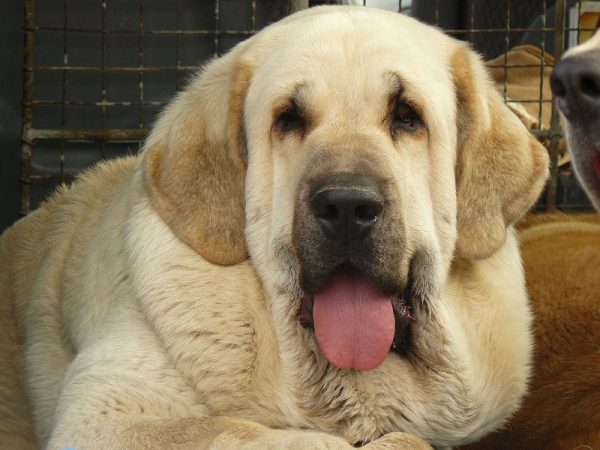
[452,44,549,260]
[143,50,253,265]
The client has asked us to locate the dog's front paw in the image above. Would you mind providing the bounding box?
[363,432,433,450]
[237,430,432,450]
[236,430,356,450]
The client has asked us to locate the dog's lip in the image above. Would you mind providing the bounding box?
[298,294,315,328]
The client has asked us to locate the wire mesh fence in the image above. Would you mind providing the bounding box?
[20,0,598,215]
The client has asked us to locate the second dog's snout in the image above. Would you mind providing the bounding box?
[551,51,600,115]
[311,178,384,244]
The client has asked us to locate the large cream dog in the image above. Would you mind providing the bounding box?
[0,6,549,450]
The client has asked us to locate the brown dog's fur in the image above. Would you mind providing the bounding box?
[463,213,600,449]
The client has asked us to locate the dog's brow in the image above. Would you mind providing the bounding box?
[273,84,308,114]
[385,72,425,119]
[387,72,404,96]
[292,84,309,112]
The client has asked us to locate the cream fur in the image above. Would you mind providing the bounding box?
[0,6,548,450]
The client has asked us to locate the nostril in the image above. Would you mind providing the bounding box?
[311,181,384,244]
[581,75,600,98]
[550,76,566,97]
[316,203,339,222]
[551,53,600,104]
[356,202,382,223]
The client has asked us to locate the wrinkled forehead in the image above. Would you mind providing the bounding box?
[246,8,457,122]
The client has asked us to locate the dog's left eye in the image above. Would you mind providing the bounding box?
[393,102,418,130]
[275,107,305,134]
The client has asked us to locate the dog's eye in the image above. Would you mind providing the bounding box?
[275,107,305,134]
[392,102,418,132]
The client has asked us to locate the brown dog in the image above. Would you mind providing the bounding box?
[462,213,600,450]
[0,6,548,449]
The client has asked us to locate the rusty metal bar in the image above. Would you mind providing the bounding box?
[60,0,68,182]
[19,12,594,37]
[27,100,166,106]
[538,0,548,128]
[443,26,593,34]
[30,65,198,71]
[138,0,145,141]
[530,129,563,140]
[24,25,255,36]
[20,0,35,216]
[26,128,149,141]
[469,0,475,42]
[101,0,107,159]
[501,0,512,104]
[176,0,182,91]
[215,0,220,56]
[546,0,567,210]
[29,61,562,73]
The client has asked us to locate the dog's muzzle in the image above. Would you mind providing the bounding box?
[551,49,600,122]
[294,174,415,371]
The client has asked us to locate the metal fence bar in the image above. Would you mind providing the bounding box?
[101,1,107,159]
[26,26,256,36]
[176,0,182,91]
[26,128,149,141]
[20,0,35,216]
[138,0,145,141]
[538,0,548,129]
[545,0,567,210]
[59,0,68,183]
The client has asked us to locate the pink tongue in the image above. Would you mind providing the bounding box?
[313,268,395,371]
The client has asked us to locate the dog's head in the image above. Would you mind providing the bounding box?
[551,30,600,209]
[142,6,548,446]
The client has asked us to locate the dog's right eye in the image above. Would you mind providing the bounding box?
[275,108,305,134]
[392,101,419,132]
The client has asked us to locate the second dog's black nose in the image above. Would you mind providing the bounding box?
[551,50,600,116]
[311,178,384,244]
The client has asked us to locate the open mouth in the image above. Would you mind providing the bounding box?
[298,264,415,371]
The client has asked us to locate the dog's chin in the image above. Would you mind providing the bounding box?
[298,263,416,370]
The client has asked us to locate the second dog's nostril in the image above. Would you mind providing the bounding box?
[550,72,567,97]
[581,75,600,98]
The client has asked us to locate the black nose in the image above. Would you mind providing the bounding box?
[311,177,384,244]
[551,50,600,116]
